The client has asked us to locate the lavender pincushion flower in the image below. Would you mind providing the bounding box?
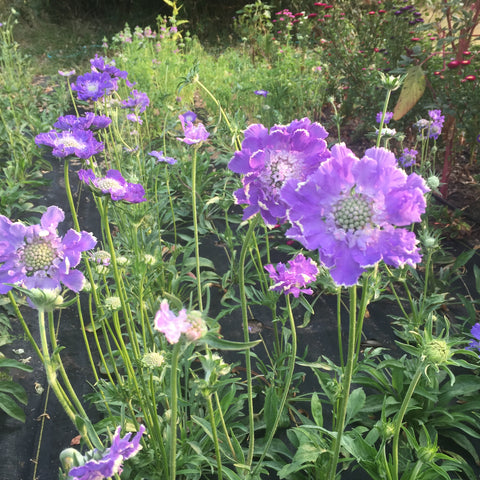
[90,54,128,80]
[466,323,480,352]
[153,299,191,344]
[78,169,147,203]
[0,206,96,294]
[121,89,150,113]
[71,71,118,101]
[282,144,429,286]
[415,109,445,140]
[398,148,418,167]
[265,253,319,297]
[35,128,104,159]
[376,111,393,124]
[68,425,145,480]
[177,114,210,145]
[148,150,177,164]
[54,112,111,131]
[228,118,330,227]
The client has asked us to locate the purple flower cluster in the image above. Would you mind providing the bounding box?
[228,118,330,226]
[121,89,150,113]
[148,150,177,164]
[154,299,191,344]
[376,111,393,124]
[54,112,111,131]
[398,147,418,167]
[69,425,145,480]
[0,206,96,294]
[415,109,445,140]
[282,144,428,286]
[177,113,209,145]
[265,253,319,297]
[78,169,147,203]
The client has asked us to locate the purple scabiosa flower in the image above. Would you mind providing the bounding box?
[265,253,319,297]
[54,112,111,131]
[282,144,429,286]
[121,89,150,113]
[148,150,177,164]
[466,323,480,352]
[90,54,128,80]
[68,425,145,480]
[58,69,76,77]
[0,206,96,294]
[254,89,269,97]
[376,111,393,124]
[78,169,147,203]
[153,299,191,344]
[177,114,209,145]
[71,71,118,101]
[228,118,330,227]
[35,128,104,159]
[398,148,418,167]
[126,113,143,124]
[415,109,445,140]
[182,110,197,123]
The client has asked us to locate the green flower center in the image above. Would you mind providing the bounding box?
[20,238,58,273]
[96,178,122,191]
[60,135,84,149]
[332,193,373,231]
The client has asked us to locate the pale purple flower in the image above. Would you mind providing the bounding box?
[54,112,111,131]
[182,110,197,123]
[228,118,330,226]
[376,111,393,124]
[466,323,480,352]
[154,299,191,344]
[35,128,104,159]
[415,109,445,140]
[68,425,145,480]
[254,89,269,97]
[265,253,319,297]
[78,169,147,203]
[71,71,118,101]
[177,114,209,145]
[398,148,418,167]
[58,69,76,77]
[121,89,150,113]
[282,144,429,286]
[148,150,177,164]
[0,206,96,294]
[126,113,143,124]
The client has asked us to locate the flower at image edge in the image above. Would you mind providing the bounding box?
[282,144,429,286]
[265,253,319,297]
[68,425,145,480]
[228,118,330,227]
[78,169,146,203]
[0,206,96,294]
[466,323,480,353]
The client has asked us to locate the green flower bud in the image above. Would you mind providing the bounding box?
[423,339,450,365]
[426,175,440,190]
[104,296,121,311]
[59,447,84,472]
[26,288,64,312]
[142,351,166,368]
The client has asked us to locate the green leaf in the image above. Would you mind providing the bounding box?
[0,380,27,405]
[203,333,261,350]
[392,65,425,120]
[311,392,323,427]
[0,392,26,422]
[346,388,366,425]
[0,357,34,372]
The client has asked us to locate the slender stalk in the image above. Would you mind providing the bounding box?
[169,342,181,480]
[328,286,358,480]
[191,145,203,311]
[391,363,424,480]
[376,89,392,148]
[251,294,297,476]
[207,393,223,480]
[214,391,237,459]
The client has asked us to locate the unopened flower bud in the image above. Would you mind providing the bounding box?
[143,254,156,266]
[142,351,165,368]
[185,310,208,342]
[423,339,450,365]
[59,448,84,473]
[104,296,122,311]
[426,175,440,190]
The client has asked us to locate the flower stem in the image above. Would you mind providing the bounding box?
[391,362,424,480]
[376,89,392,148]
[328,285,358,480]
[191,145,203,311]
[207,393,223,480]
[169,342,181,480]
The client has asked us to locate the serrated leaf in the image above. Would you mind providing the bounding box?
[392,65,425,120]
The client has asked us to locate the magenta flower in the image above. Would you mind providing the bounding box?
[282,144,429,286]
[68,425,145,480]
[71,71,118,101]
[35,128,104,159]
[148,150,177,164]
[153,299,191,344]
[265,253,319,297]
[121,89,150,113]
[228,118,330,226]
[78,169,147,203]
[177,114,209,145]
[0,206,96,294]
[54,112,111,131]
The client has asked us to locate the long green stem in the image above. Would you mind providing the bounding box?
[328,286,358,480]
[169,342,181,480]
[207,393,223,480]
[376,89,393,148]
[239,216,259,467]
[251,294,297,476]
[391,363,424,480]
[191,146,203,311]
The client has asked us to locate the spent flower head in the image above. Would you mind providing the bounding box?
[228,118,330,226]
[0,206,96,294]
[282,144,429,286]
[265,253,319,297]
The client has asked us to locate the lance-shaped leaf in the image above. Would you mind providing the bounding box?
[393,65,426,121]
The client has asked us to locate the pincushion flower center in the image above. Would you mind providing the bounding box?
[96,178,122,191]
[59,134,84,149]
[19,238,59,273]
[265,150,301,191]
[86,81,100,93]
[332,193,373,231]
